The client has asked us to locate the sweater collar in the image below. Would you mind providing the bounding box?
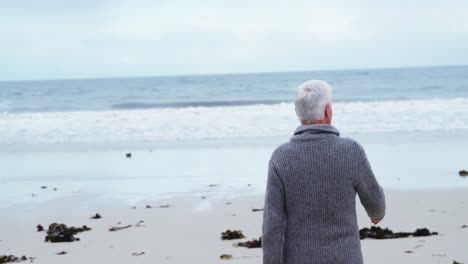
[291,124,340,142]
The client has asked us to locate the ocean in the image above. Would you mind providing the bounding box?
[2,66,468,113]
[1,66,467,207]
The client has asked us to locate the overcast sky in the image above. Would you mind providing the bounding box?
[1,0,468,81]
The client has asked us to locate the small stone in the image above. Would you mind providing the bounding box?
[220,254,233,260]
[252,208,264,212]
[459,170,468,177]
[132,252,145,256]
[405,250,413,254]
[90,213,102,219]
[56,251,67,255]
[126,153,132,158]
[41,186,47,189]
[145,205,152,209]
[37,225,44,232]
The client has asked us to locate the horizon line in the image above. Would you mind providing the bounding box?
[1,63,467,83]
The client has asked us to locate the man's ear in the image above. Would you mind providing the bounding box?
[325,103,332,124]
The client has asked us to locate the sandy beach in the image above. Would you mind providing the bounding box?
[1,131,467,264]
[1,187,467,264]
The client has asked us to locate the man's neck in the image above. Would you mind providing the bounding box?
[301,120,327,125]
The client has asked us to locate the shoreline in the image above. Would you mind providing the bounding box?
[1,188,467,263]
[2,132,468,209]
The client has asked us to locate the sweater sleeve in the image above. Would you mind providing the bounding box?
[262,159,287,264]
[355,148,386,220]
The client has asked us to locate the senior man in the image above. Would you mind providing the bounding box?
[262,80,385,264]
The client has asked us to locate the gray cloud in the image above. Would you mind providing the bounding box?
[1,0,467,80]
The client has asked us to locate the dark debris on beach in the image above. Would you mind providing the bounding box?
[90,213,102,219]
[234,237,262,248]
[44,223,91,243]
[219,254,233,260]
[109,225,132,232]
[221,230,245,240]
[0,255,29,263]
[459,170,468,177]
[359,226,438,240]
[145,204,173,209]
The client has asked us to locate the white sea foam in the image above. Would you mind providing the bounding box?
[0,98,467,144]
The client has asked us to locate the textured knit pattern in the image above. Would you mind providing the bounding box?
[262,124,386,264]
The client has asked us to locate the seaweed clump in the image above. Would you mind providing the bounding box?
[359,226,438,240]
[45,223,91,242]
[0,255,29,263]
[221,229,245,240]
[234,237,262,248]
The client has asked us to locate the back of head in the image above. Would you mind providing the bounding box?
[294,80,333,124]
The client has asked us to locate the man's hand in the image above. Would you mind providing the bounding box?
[371,218,381,225]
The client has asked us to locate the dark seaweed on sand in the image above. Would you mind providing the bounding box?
[221,229,245,240]
[359,226,438,240]
[0,255,29,263]
[235,237,262,248]
[45,223,91,243]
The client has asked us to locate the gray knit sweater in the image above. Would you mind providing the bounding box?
[262,124,385,264]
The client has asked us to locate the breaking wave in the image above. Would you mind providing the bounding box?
[0,98,467,144]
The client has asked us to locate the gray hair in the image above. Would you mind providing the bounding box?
[294,80,332,123]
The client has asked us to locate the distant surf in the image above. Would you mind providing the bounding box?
[111,100,285,109]
[1,97,467,144]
